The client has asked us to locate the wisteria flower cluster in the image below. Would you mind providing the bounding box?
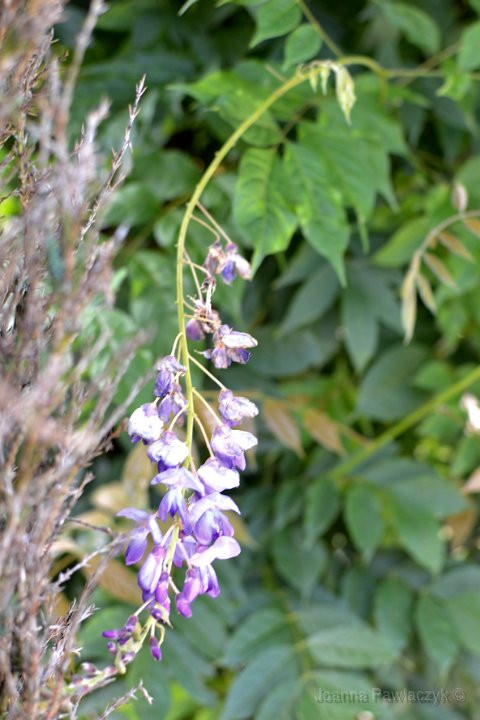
[103,217,258,668]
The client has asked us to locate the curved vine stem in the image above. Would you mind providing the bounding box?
[329,364,480,481]
[174,56,480,471]
[175,66,328,456]
[295,0,342,57]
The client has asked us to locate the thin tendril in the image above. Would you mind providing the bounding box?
[171,332,182,357]
[191,213,220,241]
[168,405,188,432]
[188,353,227,389]
[197,202,234,245]
[193,387,222,424]
[183,249,203,297]
[194,415,214,456]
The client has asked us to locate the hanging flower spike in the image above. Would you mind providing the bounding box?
[109,212,258,666]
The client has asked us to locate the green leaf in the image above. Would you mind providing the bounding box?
[223,608,292,666]
[180,68,282,146]
[458,21,480,71]
[322,74,407,156]
[250,325,337,377]
[284,142,349,282]
[274,480,304,529]
[132,150,200,201]
[415,593,459,674]
[105,183,158,227]
[341,280,379,372]
[445,592,480,654]
[386,494,444,574]
[431,565,480,598]
[356,344,428,421]
[345,485,385,559]
[298,120,395,221]
[297,604,362,636]
[388,475,467,519]
[303,477,340,548]
[274,244,323,289]
[216,91,282,147]
[221,645,299,720]
[374,217,431,267]
[256,680,300,720]
[282,24,322,70]
[234,148,297,271]
[345,261,402,334]
[380,1,441,54]
[250,0,301,47]
[278,264,339,336]
[96,0,146,30]
[162,632,215,705]
[174,598,227,660]
[293,688,321,719]
[272,529,327,597]
[307,625,398,668]
[374,577,413,653]
[309,670,392,719]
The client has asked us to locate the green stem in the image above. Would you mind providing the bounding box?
[329,364,480,480]
[295,0,342,57]
[174,57,480,472]
[175,67,324,453]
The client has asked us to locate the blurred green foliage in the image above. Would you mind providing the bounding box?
[57,0,480,717]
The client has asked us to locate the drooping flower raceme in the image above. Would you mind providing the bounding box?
[104,215,258,669]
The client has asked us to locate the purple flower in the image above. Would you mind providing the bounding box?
[158,355,185,374]
[173,533,197,567]
[176,567,203,617]
[219,325,257,351]
[147,430,189,467]
[220,260,235,284]
[204,325,257,369]
[155,369,174,399]
[154,355,185,398]
[102,614,138,644]
[113,215,258,656]
[186,318,205,341]
[218,389,258,426]
[116,508,163,565]
[197,458,240,492]
[128,403,163,443]
[219,243,251,284]
[176,562,223,617]
[150,572,171,621]
[211,424,257,470]
[149,636,162,661]
[158,488,191,532]
[203,346,230,369]
[203,241,251,285]
[203,241,224,278]
[189,492,239,544]
[190,535,241,566]
[152,466,204,494]
[138,545,167,595]
[157,388,186,423]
